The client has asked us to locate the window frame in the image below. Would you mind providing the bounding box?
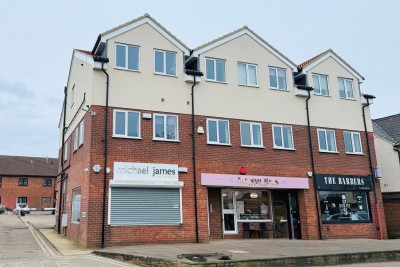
[344,131,363,154]
[269,67,288,90]
[73,127,79,151]
[17,197,27,204]
[238,62,258,87]
[79,120,84,146]
[154,49,177,76]
[205,57,227,83]
[206,118,231,145]
[338,77,355,100]
[113,110,141,139]
[115,43,140,71]
[18,178,28,186]
[153,113,179,141]
[71,187,81,224]
[317,128,338,153]
[63,141,68,161]
[312,73,330,96]
[272,124,295,150]
[43,178,52,187]
[240,121,263,148]
[70,85,75,107]
[0,176,2,188]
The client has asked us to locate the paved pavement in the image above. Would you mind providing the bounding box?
[3,212,400,266]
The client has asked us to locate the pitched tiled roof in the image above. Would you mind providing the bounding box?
[373,114,400,144]
[100,13,190,51]
[0,155,59,177]
[298,49,364,80]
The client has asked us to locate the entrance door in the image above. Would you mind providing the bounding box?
[221,189,237,234]
[288,192,301,239]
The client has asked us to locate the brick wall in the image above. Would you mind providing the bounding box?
[58,105,387,247]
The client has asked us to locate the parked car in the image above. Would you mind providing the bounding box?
[0,204,5,214]
[16,203,30,215]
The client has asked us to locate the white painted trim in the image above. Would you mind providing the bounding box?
[206,118,231,145]
[107,186,111,225]
[101,17,190,54]
[194,29,297,71]
[312,73,330,96]
[205,57,227,83]
[73,50,94,66]
[343,131,363,154]
[114,43,140,71]
[272,124,295,149]
[238,62,258,87]
[317,128,338,153]
[153,113,179,141]
[113,109,141,139]
[268,66,288,91]
[240,121,264,147]
[109,180,184,188]
[300,52,364,82]
[154,50,177,76]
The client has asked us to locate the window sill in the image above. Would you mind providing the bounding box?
[153,72,178,78]
[241,145,265,149]
[339,97,356,101]
[206,79,227,84]
[114,67,140,72]
[345,152,364,156]
[273,147,296,151]
[239,84,259,88]
[319,150,339,154]
[314,93,331,97]
[237,219,273,222]
[152,138,180,143]
[270,87,289,92]
[207,142,232,146]
[112,135,142,140]
[71,221,80,225]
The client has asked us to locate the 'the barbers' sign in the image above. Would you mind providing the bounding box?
[315,174,372,191]
[114,162,178,181]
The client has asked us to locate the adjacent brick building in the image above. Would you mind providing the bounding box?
[56,14,386,248]
[0,155,58,210]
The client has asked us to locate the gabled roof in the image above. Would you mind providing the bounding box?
[0,155,59,177]
[93,13,190,55]
[373,114,400,144]
[193,26,298,72]
[297,49,364,81]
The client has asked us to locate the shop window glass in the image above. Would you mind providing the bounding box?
[320,191,370,223]
[235,190,271,221]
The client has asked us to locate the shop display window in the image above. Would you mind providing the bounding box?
[236,190,272,221]
[319,191,370,223]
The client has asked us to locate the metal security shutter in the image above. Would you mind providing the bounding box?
[110,187,181,226]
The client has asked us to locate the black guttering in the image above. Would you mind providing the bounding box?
[58,86,68,234]
[91,35,101,55]
[185,67,203,243]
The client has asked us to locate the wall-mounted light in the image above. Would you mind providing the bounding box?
[374,166,382,180]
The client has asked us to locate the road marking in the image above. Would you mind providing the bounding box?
[84,254,136,266]
[25,221,55,257]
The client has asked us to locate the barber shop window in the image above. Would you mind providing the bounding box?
[320,191,370,223]
[71,188,81,223]
[236,190,272,221]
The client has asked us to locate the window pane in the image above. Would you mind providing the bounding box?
[216,60,226,82]
[115,111,126,135]
[277,69,286,89]
[218,121,229,144]
[241,123,251,146]
[320,75,328,95]
[238,63,247,85]
[353,133,361,153]
[155,51,164,73]
[344,132,353,153]
[313,75,321,94]
[338,79,346,98]
[252,124,262,146]
[116,45,126,68]
[283,126,293,148]
[206,59,215,80]
[248,65,257,85]
[345,80,354,98]
[208,120,217,142]
[127,46,139,70]
[269,68,277,88]
[127,112,139,137]
[155,115,165,138]
[273,126,282,147]
[166,116,177,140]
[318,130,327,150]
[327,131,336,151]
[166,52,176,75]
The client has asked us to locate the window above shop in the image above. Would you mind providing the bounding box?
[317,129,337,153]
[153,114,179,141]
[272,125,294,150]
[113,110,141,139]
[240,121,263,148]
[207,118,230,145]
[344,131,362,154]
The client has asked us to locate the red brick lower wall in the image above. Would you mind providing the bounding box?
[382,193,400,238]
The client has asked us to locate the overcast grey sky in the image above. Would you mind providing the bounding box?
[0,0,399,158]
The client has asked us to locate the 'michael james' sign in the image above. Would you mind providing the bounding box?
[315,174,372,191]
[113,162,178,182]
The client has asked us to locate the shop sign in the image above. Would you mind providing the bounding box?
[315,174,372,191]
[201,173,309,189]
[113,162,178,181]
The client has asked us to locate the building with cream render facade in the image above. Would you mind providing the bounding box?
[57,14,386,248]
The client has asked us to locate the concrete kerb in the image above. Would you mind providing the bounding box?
[92,249,400,267]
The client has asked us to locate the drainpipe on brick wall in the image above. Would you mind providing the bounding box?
[185,68,203,243]
[362,93,383,240]
[58,86,68,234]
[303,85,322,240]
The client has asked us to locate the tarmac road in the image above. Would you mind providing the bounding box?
[0,212,135,267]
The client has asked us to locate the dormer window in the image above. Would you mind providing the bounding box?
[115,44,139,71]
[338,78,355,99]
[312,74,329,96]
[154,50,176,76]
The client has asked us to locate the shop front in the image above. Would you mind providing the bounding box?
[316,174,373,224]
[201,173,309,240]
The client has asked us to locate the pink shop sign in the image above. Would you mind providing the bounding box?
[201,173,310,189]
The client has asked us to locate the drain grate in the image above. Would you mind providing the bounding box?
[178,253,231,262]
[185,255,207,262]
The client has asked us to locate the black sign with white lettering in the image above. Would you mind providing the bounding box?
[315,174,372,191]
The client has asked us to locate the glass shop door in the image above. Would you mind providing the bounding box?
[221,189,237,234]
